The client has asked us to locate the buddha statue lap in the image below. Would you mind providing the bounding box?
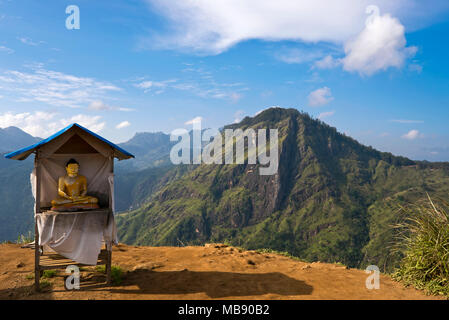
[51,158,99,211]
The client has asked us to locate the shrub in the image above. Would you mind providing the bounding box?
[16,231,33,244]
[393,195,449,297]
[96,265,124,286]
[42,270,57,278]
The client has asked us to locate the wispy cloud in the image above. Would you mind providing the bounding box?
[134,66,247,102]
[274,48,323,64]
[308,87,334,107]
[318,110,335,119]
[0,65,121,108]
[116,121,131,129]
[389,119,424,124]
[0,46,14,54]
[88,100,134,112]
[314,55,341,69]
[17,37,45,46]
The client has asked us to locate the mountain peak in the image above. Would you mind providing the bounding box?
[0,126,41,153]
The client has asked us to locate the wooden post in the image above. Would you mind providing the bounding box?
[106,241,112,285]
[106,153,113,285]
[34,152,41,292]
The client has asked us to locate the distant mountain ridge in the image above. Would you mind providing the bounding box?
[116,107,449,271]
[117,131,174,171]
[0,126,41,154]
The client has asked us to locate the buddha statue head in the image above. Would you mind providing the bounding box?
[66,158,79,177]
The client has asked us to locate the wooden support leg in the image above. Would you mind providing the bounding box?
[34,218,40,292]
[106,241,112,285]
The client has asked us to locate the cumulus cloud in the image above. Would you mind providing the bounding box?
[402,129,420,140]
[342,6,417,76]
[0,111,105,137]
[308,87,334,107]
[145,0,425,55]
[116,121,131,129]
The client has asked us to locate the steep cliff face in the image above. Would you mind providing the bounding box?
[116,108,449,270]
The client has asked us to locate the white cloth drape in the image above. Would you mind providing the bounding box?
[30,154,118,265]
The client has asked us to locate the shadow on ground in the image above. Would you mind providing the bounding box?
[83,269,313,298]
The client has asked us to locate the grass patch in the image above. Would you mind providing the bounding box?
[392,195,449,297]
[42,270,57,278]
[255,248,304,261]
[16,231,33,244]
[25,274,34,280]
[40,280,52,289]
[96,265,124,286]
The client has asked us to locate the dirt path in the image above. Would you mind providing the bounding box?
[0,243,443,300]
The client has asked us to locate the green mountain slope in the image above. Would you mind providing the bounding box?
[116,108,449,271]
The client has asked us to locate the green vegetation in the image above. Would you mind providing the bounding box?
[16,231,33,244]
[25,274,34,280]
[42,270,57,278]
[255,248,304,261]
[96,265,124,286]
[393,196,449,297]
[39,280,52,289]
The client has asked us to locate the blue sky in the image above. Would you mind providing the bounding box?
[0,0,448,161]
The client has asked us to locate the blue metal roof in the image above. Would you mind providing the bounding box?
[4,123,134,160]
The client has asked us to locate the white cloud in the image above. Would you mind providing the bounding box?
[0,46,14,54]
[0,111,105,137]
[0,65,121,108]
[318,111,335,119]
[342,6,417,76]
[308,87,334,107]
[134,79,177,93]
[402,129,420,140]
[145,0,419,55]
[314,55,341,69]
[185,116,203,125]
[116,121,131,129]
[17,37,44,46]
[275,48,323,64]
[88,100,134,112]
[134,68,247,101]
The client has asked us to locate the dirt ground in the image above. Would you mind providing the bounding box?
[0,243,444,300]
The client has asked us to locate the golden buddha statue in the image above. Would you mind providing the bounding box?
[51,159,99,211]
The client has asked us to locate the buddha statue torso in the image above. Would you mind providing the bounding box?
[51,159,99,211]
